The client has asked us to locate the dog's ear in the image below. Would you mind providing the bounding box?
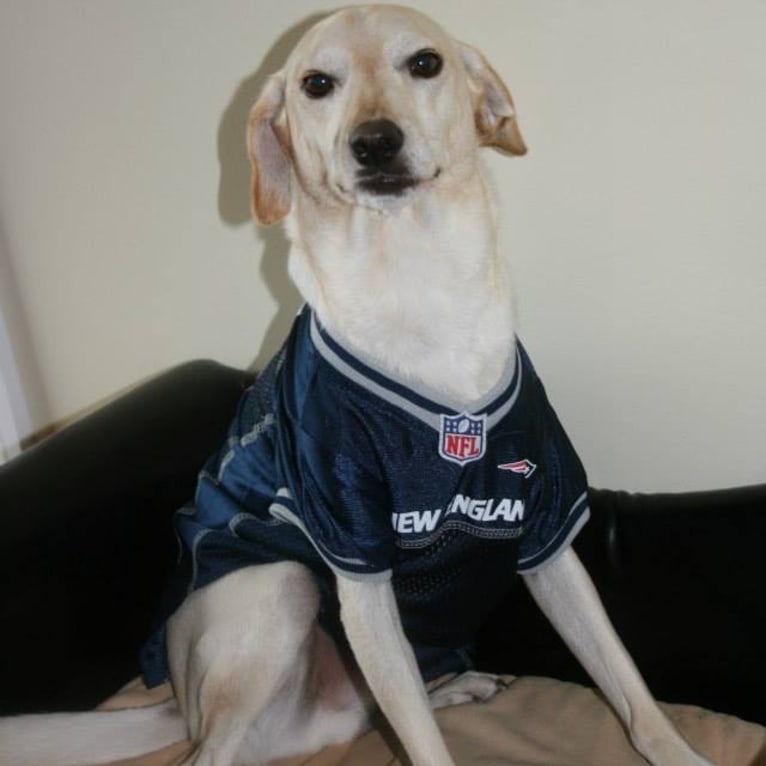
[459,44,527,156]
[247,73,292,225]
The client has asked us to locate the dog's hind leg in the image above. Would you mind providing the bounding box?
[239,623,372,764]
[167,562,325,766]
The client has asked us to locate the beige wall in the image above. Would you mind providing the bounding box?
[0,1,764,491]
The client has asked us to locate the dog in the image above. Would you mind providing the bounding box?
[0,6,716,766]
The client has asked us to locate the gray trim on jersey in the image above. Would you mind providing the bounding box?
[229,511,281,535]
[516,492,591,574]
[310,312,523,431]
[269,488,393,584]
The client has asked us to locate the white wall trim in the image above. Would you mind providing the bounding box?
[0,308,30,463]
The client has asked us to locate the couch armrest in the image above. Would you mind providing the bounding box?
[0,360,252,713]
[476,484,766,724]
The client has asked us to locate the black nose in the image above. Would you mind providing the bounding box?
[349,119,404,168]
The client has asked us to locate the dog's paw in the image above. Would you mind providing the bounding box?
[428,671,513,710]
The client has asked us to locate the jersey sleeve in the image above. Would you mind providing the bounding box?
[516,394,591,573]
[267,312,398,581]
[298,425,396,580]
[270,386,397,581]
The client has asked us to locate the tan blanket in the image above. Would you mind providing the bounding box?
[100,677,765,766]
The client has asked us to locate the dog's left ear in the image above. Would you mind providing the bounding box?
[459,44,527,156]
[247,72,292,225]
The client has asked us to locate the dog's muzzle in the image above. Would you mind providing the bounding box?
[349,119,417,195]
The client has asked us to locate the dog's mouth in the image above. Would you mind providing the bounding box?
[356,169,419,196]
[354,167,441,197]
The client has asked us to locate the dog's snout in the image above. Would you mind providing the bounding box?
[350,120,404,168]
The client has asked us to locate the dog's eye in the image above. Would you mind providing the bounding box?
[301,71,335,99]
[408,49,443,79]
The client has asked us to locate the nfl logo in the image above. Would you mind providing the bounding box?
[439,413,487,465]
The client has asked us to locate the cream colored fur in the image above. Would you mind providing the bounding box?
[0,6,715,766]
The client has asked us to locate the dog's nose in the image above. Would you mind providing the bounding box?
[350,119,404,167]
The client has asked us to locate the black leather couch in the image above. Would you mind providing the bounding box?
[1,360,764,726]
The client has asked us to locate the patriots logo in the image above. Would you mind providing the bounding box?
[498,458,537,478]
[439,413,487,465]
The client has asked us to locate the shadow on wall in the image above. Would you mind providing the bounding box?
[217,13,328,372]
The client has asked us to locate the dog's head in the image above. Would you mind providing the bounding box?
[248,5,526,225]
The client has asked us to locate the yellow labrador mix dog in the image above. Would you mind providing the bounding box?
[0,6,715,766]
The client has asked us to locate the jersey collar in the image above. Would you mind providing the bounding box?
[308,309,523,432]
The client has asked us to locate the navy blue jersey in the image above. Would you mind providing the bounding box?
[141,307,589,685]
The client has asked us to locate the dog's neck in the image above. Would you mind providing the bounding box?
[285,172,516,405]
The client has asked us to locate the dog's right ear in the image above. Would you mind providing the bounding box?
[459,44,527,157]
[247,73,292,225]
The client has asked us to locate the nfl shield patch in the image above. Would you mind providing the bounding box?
[439,413,487,465]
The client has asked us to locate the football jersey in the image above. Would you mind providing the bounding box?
[141,307,589,685]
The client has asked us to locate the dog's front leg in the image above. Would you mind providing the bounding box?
[523,547,715,766]
[336,575,456,766]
